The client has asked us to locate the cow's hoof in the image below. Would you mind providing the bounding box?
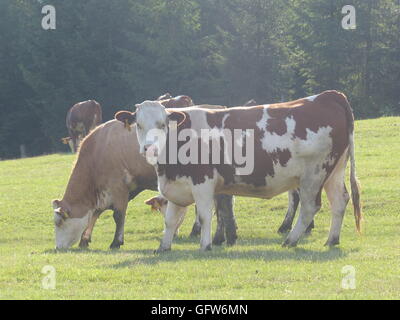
[109,243,122,250]
[79,238,90,249]
[282,238,298,248]
[305,221,315,235]
[154,247,171,254]
[202,244,212,251]
[212,234,225,246]
[226,235,237,246]
[189,226,201,238]
[324,237,340,247]
[278,224,292,234]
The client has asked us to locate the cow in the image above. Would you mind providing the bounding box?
[52,101,237,250]
[63,100,102,153]
[115,90,362,252]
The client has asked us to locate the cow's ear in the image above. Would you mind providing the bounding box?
[115,111,136,125]
[52,200,70,220]
[144,198,159,212]
[167,111,186,127]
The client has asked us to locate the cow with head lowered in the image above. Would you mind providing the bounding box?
[63,100,103,153]
[115,90,362,252]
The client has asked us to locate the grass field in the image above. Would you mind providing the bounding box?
[0,117,399,300]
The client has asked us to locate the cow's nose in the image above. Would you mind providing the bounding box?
[144,144,152,152]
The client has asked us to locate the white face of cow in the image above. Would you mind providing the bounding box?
[52,200,89,250]
[135,101,169,157]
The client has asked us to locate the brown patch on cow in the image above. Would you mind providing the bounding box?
[271,149,292,167]
[206,111,227,129]
[158,112,215,185]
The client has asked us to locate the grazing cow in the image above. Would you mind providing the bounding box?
[115,90,362,252]
[52,102,237,250]
[63,100,102,153]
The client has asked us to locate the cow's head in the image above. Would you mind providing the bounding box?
[145,196,168,216]
[115,101,186,162]
[52,199,89,250]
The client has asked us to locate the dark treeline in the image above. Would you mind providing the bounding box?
[0,0,399,159]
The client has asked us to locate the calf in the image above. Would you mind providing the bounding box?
[115,90,362,252]
[63,100,102,152]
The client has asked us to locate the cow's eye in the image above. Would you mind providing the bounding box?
[137,124,142,130]
[159,123,166,129]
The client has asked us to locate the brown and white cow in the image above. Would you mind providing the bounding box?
[63,100,102,153]
[52,100,237,250]
[115,90,362,252]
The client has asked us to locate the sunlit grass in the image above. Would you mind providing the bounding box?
[0,117,399,299]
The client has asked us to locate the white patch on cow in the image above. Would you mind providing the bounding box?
[158,174,195,207]
[255,106,270,132]
[306,94,319,102]
[300,126,333,156]
[55,213,90,249]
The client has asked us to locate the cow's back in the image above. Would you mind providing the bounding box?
[79,120,157,195]
[67,100,102,132]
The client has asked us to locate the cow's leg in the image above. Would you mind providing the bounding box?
[283,179,323,247]
[79,212,100,248]
[110,191,131,249]
[278,190,300,233]
[193,190,215,251]
[213,195,237,246]
[110,209,126,249]
[173,207,188,238]
[189,206,201,238]
[68,139,75,153]
[157,202,187,253]
[324,154,350,247]
[213,201,225,246]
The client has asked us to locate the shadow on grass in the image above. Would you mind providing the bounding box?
[107,246,351,269]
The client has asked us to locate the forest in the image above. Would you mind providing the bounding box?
[0,0,399,159]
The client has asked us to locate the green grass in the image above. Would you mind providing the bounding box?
[1,117,399,300]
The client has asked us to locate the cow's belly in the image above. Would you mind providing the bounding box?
[217,176,298,199]
[158,176,195,207]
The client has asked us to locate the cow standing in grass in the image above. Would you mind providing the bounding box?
[115,91,362,252]
[63,100,102,153]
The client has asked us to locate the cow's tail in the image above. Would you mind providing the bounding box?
[334,92,362,233]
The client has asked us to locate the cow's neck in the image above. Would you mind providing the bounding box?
[62,159,95,209]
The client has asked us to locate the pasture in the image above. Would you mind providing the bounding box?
[0,117,399,300]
